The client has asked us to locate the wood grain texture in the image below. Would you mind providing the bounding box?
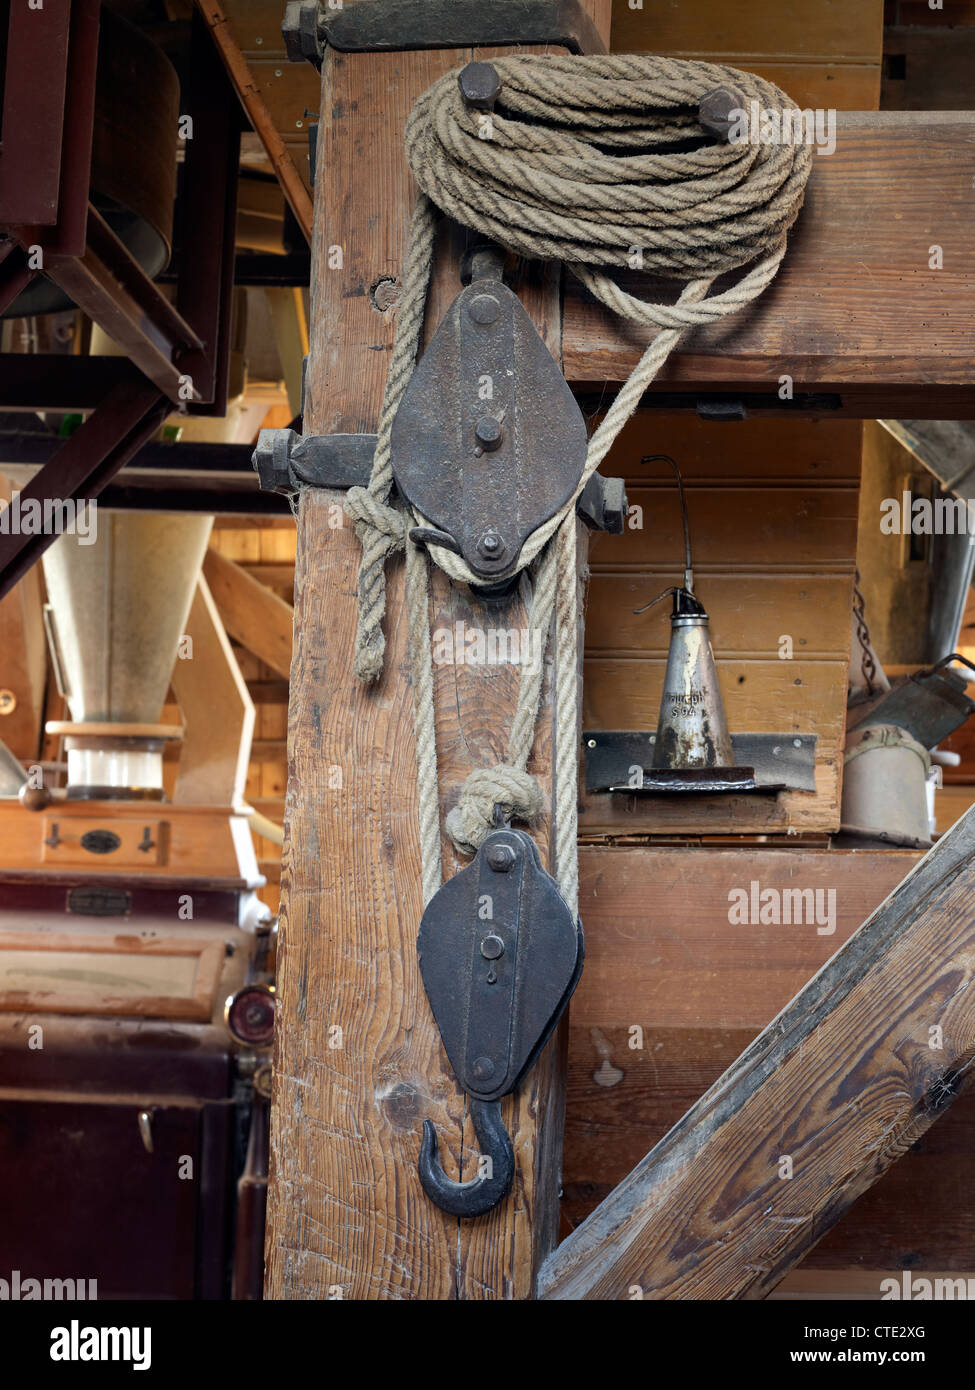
[540,813,975,1298]
[562,115,975,400]
[264,11,611,1300]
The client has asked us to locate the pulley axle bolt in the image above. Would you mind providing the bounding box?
[458,61,501,113]
[476,529,507,563]
[486,842,516,873]
[698,84,745,142]
[471,1056,496,1081]
[474,415,503,451]
[468,293,500,325]
[480,934,505,960]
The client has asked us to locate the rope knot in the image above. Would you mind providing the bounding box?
[445,765,545,856]
[345,486,408,545]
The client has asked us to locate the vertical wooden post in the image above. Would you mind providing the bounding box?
[265,5,611,1300]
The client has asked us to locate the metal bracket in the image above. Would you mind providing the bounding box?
[584,731,819,794]
[282,0,607,69]
[252,424,628,538]
[252,426,377,494]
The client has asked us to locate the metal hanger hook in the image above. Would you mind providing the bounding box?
[418,1099,515,1218]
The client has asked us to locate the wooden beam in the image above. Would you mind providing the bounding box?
[265,4,611,1302]
[170,575,255,807]
[202,548,293,681]
[563,114,975,415]
[196,0,313,243]
[539,806,975,1299]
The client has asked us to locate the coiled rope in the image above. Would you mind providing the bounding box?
[344,53,812,912]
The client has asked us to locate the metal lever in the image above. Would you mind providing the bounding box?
[416,823,583,1218]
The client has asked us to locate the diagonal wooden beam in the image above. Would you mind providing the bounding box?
[539,805,975,1300]
[170,574,255,808]
[203,548,294,681]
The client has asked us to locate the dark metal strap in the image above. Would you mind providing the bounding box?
[283,0,607,69]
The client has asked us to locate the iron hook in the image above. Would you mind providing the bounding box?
[418,1099,515,1218]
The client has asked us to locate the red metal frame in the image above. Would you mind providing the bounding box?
[0,0,243,596]
[0,0,239,411]
[0,379,170,600]
[0,0,73,226]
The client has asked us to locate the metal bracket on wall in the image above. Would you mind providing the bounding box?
[583,730,819,795]
[282,0,607,69]
[252,426,628,534]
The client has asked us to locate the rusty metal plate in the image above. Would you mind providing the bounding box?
[390,258,588,581]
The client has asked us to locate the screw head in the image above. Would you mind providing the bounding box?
[486,841,516,873]
[480,933,505,960]
[474,415,503,451]
[458,61,501,112]
[476,529,507,563]
[468,293,500,325]
[471,1056,496,1081]
[0,689,15,715]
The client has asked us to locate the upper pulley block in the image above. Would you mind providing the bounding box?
[390,245,589,582]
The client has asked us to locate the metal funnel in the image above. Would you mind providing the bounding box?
[651,588,734,770]
[635,454,736,781]
[42,511,213,726]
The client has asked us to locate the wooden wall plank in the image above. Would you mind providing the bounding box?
[611,0,884,62]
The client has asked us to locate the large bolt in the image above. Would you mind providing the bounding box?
[474,416,503,452]
[252,428,297,495]
[699,84,745,142]
[486,841,515,873]
[468,294,500,325]
[480,934,505,960]
[471,1057,496,1081]
[458,62,501,113]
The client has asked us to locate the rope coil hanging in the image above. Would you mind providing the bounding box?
[345,53,813,909]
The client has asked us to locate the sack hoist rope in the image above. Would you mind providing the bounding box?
[344,53,813,914]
